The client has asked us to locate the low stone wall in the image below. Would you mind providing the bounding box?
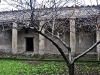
[0,51,98,60]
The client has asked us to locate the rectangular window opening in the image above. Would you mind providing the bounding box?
[25,29,29,34]
[25,37,34,51]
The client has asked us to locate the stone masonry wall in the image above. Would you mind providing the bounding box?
[0,28,12,53]
[18,28,39,54]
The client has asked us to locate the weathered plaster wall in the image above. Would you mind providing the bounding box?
[44,31,96,55]
[76,32,96,53]
[18,28,39,54]
[0,28,12,53]
[44,32,70,54]
[0,28,97,55]
[0,6,98,55]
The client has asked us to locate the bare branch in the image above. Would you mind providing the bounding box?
[73,40,100,62]
[30,27,69,64]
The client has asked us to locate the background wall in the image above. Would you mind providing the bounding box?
[18,28,39,54]
[0,28,12,53]
[44,32,70,54]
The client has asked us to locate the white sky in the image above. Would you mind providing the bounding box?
[0,1,17,11]
[0,0,100,11]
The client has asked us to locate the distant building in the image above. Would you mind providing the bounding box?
[0,6,100,57]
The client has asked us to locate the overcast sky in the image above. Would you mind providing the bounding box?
[0,0,100,11]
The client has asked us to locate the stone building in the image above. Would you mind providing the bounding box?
[0,6,100,56]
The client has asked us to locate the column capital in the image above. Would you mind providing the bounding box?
[39,21,45,26]
[69,17,76,20]
[12,22,17,28]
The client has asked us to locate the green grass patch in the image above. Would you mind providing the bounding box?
[0,60,68,75]
[0,60,35,75]
[0,59,99,75]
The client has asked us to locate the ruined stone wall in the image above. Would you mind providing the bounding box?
[0,27,12,53]
[44,32,70,54]
[43,32,96,55]
[0,28,97,55]
[18,28,39,54]
[76,32,96,53]
[0,6,99,55]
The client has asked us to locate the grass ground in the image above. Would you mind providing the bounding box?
[0,59,99,75]
[0,60,68,75]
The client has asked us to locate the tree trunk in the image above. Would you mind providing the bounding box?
[68,63,74,75]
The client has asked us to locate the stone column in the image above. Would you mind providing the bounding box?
[96,16,100,60]
[39,21,45,55]
[70,18,76,55]
[12,22,18,54]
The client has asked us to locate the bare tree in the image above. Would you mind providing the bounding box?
[2,0,100,75]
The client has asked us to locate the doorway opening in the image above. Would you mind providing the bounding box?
[25,37,34,51]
